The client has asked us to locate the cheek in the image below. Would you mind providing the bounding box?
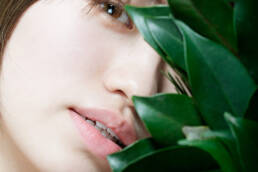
[0,1,113,171]
[0,0,116,105]
[9,2,113,79]
[0,0,120,125]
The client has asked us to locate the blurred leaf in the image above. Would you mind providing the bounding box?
[179,137,238,172]
[132,93,202,145]
[234,0,258,84]
[245,89,258,122]
[107,138,159,172]
[177,21,256,130]
[168,0,237,54]
[123,146,219,172]
[145,16,185,70]
[225,113,258,171]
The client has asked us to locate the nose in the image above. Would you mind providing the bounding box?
[102,36,163,107]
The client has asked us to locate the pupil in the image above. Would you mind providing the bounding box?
[107,4,115,15]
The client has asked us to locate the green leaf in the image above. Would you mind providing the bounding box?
[177,21,256,130]
[183,128,243,171]
[145,16,185,70]
[107,138,159,172]
[125,4,171,17]
[179,138,238,172]
[234,0,258,84]
[124,5,170,59]
[245,89,258,122]
[132,93,202,145]
[204,130,242,170]
[123,146,219,172]
[223,0,237,3]
[225,113,258,171]
[168,0,237,54]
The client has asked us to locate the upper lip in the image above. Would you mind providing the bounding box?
[69,106,137,146]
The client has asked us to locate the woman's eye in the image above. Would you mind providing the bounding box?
[90,0,134,30]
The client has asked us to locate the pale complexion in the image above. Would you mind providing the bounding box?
[0,0,175,172]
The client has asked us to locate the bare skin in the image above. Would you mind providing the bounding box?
[0,0,175,171]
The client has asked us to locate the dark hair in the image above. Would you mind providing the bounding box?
[0,0,36,68]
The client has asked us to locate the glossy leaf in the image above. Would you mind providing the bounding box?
[179,138,238,172]
[168,0,237,54]
[107,138,159,172]
[225,113,258,171]
[204,130,241,168]
[177,21,256,130]
[123,146,218,172]
[205,130,242,171]
[234,0,258,84]
[183,128,242,171]
[124,5,170,60]
[145,16,185,70]
[132,93,202,145]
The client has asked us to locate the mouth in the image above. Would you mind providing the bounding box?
[68,106,137,159]
[77,112,126,148]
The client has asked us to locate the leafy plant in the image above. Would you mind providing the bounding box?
[107,0,258,171]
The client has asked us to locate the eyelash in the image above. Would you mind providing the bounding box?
[86,0,134,30]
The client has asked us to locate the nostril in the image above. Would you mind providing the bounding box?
[114,89,127,98]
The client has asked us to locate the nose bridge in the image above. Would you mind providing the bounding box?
[102,36,163,105]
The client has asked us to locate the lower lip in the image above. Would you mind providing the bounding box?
[69,110,121,159]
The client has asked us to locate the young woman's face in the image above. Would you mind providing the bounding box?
[0,0,175,171]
